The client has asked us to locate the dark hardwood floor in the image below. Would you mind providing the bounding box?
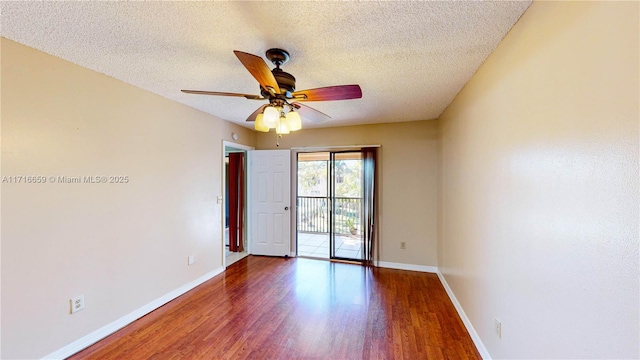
[69,256,480,359]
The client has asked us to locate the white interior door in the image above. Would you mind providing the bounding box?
[250,150,291,256]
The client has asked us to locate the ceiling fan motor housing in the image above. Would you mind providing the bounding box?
[261,48,296,97]
[261,68,296,97]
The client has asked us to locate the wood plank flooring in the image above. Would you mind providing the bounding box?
[69,256,480,359]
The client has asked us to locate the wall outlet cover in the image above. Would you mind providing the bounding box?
[71,295,85,314]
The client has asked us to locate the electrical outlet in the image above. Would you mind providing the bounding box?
[400,242,406,249]
[71,295,85,314]
[188,255,195,265]
[495,318,502,339]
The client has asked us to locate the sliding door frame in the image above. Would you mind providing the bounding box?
[293,145,379,263]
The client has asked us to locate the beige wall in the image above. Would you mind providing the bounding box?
[4,1,639,358]
[0,38,256,359]
[257,121,439,267]
[438,2,639,359]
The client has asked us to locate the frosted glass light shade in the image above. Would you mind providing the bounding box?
[254,114,269,132]
[286,111,302,131]
[263,106,279,128]
[276,120,290,134]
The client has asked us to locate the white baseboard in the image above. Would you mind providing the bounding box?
[436,269,491,360]
[375,260,438,273]
[42,267,225,360]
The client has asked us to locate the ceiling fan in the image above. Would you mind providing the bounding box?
[181,48,362,135]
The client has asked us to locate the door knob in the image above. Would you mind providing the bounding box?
[284,206,289,211]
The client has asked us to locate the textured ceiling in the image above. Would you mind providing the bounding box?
[0,1,530,129]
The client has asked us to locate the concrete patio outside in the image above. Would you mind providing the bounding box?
[297,232,364,259]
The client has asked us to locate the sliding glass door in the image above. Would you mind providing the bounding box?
[296,152,330,259]
[329,152,364,261]
[296,151,366,262]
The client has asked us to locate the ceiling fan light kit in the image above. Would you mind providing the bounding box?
[181,48,362,145]
[254,114,269,132]
[276,119,290,135]
[286,110,302,131]
[262,106,280,128]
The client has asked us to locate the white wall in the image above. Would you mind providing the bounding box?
[438,2,639,358]
[0,38,256,359]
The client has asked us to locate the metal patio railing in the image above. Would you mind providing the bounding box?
[297,196,361,235]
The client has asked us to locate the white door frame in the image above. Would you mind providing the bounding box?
[222,141,254,268]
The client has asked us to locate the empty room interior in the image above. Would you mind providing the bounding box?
[1,1,638,359]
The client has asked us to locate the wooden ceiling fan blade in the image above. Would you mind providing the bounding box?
[291,85,362,101]
[233,50,280,95]
[181,90,263,100]
[246,104,268,122]
[291,102,331,123]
